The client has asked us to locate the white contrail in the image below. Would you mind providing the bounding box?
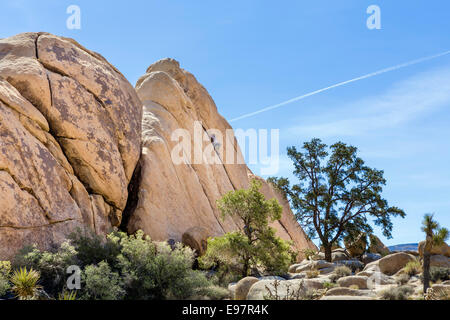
[230,50,450,122]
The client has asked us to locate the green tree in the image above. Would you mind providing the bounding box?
[421,214,449,293]
[269,138,405,262]
[200,179,296,278]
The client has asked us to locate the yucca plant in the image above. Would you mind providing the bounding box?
[58,290,77,300]
[10,267,42,300]
[421,214,449,293]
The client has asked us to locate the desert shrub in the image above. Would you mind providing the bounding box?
[10,267,42,300]
[0,261,11,297]
[329,265,351,282]
[191,285,230,300]
[264,280,325,300]
[58,290,77,300]
[404,260,422,276]
[68,229,121,268]
[0,274,10,297]
[429,267,450,283]
[323,281,337,289]
[396,274,411,286]
[81,261,124,300]
[379,285,414,300]
[115,231,212,300]
[306,270,319,279]
[198,234,244,286]
[0,261,11,276]
[12,242,78,296]
[302,249,316,261]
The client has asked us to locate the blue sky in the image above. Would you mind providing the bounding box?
[1,0,449,246]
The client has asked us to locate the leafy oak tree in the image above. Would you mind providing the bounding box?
[421,214,449,293]
[269,138,405,262]
[199,179,296,279]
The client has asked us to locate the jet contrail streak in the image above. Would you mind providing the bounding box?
[230,50,450,122]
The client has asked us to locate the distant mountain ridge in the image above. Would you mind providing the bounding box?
[388,243,419,252]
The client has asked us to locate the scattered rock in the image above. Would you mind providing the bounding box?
[368,235,390,256]
[430,255,450,268]
[362,253,382,265]
[344,233,368,257]
[320,295,373,300]
[325,287,374,297]
[336,259,364,271]
[235,277,259,300]
[376,252,417,275]
[418,241,450,258]
[227,282,237,299]
[332,251,349,262]
[181,226,210,256]
[337,276,369,289]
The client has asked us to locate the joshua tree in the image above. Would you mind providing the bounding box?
[269,138,405,262]
[421,214,449,293]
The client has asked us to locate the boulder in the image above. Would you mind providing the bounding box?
[336,260,364,271]
[227,282,237,299]
[325,287,374,297]
[311,260,334,270]
[311,252,326,261]
[246,279,323,300]
[362,253,382,265]
[419,241,450,258]
[181,226,210,256]
[0,33,142,259]
[320,295,373,300]
[337,276,369,289]
[344,233,368,257]
[235,277,259,300]
[430,255,450,268]
[126,58,317,258]
[377,252,417,275]
[332,251,349,262]
[368,235,390,256]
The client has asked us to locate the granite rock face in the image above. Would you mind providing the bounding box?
[0,34,315,261]
[126,58,317,258]
[0,33,142,259]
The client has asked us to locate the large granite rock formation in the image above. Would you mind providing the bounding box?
[0,33,142,259]
[126,58,316,258]
[0,33,315,261]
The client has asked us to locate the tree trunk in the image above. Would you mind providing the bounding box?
[242,255,250,278]
[324,244,332,262]
[423,251,431,294]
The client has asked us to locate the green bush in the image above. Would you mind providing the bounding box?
[429,267,450,283]
[81,261,124,300]
[329,265,351,283]
[12,242,77,296]
[404,260,422,276]
[396,274,411,286]
[0,274,10,297]
[115,231,213,300]
[68,229,121,268]
[379,285,414,300]
[0,261,11,297]
[11,230,222,300]
[302,249,316,261]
